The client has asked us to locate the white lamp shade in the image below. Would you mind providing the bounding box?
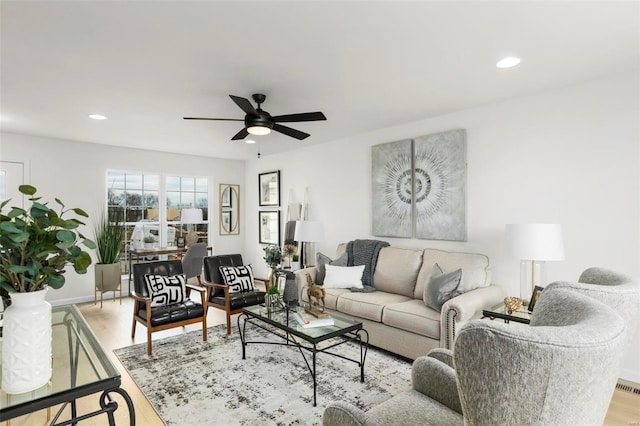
[505,223,565,261]
[294,220,324,242]
[180,208,203,224]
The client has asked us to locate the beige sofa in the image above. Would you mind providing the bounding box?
[294,245,504,360]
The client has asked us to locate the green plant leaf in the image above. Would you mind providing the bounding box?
[0,282,16,293]
[47,274,65,289]
[8,265,29,274]
[18,185,37,195]
[72,208,89,218]
[56,229,75,242]
[8,232,30,243]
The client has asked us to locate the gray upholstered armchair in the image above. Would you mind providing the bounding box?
[323,287,629,426]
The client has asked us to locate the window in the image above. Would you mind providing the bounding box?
[107,171,209,268]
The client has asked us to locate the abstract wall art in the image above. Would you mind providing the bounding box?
[371,129,467,241]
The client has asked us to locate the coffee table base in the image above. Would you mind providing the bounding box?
[238,313,369,406]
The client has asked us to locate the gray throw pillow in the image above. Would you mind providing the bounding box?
[424,263,463,311]
[315,251,348,285]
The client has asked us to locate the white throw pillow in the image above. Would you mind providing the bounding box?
[323,264,365,289]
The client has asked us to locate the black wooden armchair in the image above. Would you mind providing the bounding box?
[132,260,207,355]
[202,254,267,335]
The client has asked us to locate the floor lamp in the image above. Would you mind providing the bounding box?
[180,208,203,246]
[294,220,324,268]
[504,223,565,301]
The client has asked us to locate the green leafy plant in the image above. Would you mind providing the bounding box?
[143,235,156,244]
[263,245,282,269]
[267,286,280,295]
[0,185,95,293]
[292,254,299,262]
[93,210,124,264]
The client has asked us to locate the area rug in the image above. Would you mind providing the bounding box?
[114,324,412,425]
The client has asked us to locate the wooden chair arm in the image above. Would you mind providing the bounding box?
[254,277,269,284]
[186,283,205,293]
[131,290,151,303]
[202,281,228,290]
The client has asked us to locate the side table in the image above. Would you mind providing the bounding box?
[482,304,532,324]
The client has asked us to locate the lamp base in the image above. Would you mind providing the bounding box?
[519,260,546,302]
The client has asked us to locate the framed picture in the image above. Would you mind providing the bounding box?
[221,211,232,233]
[528,286,544,311]
[221,186,232,208]
[176,236,186,248]
[259,170,280,207]
[259,210,280,245]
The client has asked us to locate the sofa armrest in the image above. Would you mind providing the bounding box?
[294,267,317,301]
[412,356,462,414]
[323,402,378,426]
[440,284,505,349]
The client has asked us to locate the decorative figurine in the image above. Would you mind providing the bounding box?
[305,273,327,318]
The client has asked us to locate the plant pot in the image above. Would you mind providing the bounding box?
[265,293,280,310]
[144,242,154,249]
[2,288,52,394]
[291,261,300,271]
[95,263,122,292]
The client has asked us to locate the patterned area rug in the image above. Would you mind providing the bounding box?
[114,324,412,425]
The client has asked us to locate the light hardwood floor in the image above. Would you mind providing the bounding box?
[5,296,640,425]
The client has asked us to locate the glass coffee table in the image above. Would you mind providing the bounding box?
[482,304,532,324]
[0,305,135,425]
[239,304,369,406]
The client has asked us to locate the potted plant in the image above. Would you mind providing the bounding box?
[0,185,95,393]
[143,235,155,249]
[263,245,282,289]
[93,210,124,306]
[265,285,280,309]
[291,253,300,271]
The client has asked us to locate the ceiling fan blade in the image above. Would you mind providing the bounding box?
[183,117,244,121]
[272,112,327,123]
[229,95,258,115]
[273,123,310,140]
[231,127,249,140]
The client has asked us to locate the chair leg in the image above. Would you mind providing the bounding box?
[226,312,232,335]
[131,318,137,338]
[147,328,153,356]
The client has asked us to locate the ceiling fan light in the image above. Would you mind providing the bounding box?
[247,125,271,136]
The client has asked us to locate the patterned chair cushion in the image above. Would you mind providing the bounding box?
[219,265,256,293]
[144,274,187,307]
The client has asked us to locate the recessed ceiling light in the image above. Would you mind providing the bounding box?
[245,139,256,144]
[88,114,108,120]
[496,57,521,69]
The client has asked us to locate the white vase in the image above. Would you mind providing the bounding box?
[2,288,52,394]
[291,261,300,271]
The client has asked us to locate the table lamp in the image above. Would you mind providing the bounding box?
[504,223,565,301]
[180,208,203,246]
[294,220,324,268]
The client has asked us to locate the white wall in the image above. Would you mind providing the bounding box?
[244,72,640,381]
[0,134,245,302]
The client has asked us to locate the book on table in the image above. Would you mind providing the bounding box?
[293,311,334,328]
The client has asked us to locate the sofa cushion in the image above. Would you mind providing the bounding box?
[324,264,365,289]
[382,299,441,340]
[144,274,187,307]
[336,291,411,322]
[415,249,491,299]
[424,263,463,311]
[301,287,349,310]
[373,247,423,297]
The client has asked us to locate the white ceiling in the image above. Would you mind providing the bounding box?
[1,1,638,160]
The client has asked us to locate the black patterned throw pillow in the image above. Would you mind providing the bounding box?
[219,265,256,293]
[144,274,187,307]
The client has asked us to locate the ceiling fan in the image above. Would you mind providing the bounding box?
[184,93,327,141]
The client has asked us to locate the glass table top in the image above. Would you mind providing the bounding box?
[0,304,121,419]
[243,304,362,341]
[482,304,532,324]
